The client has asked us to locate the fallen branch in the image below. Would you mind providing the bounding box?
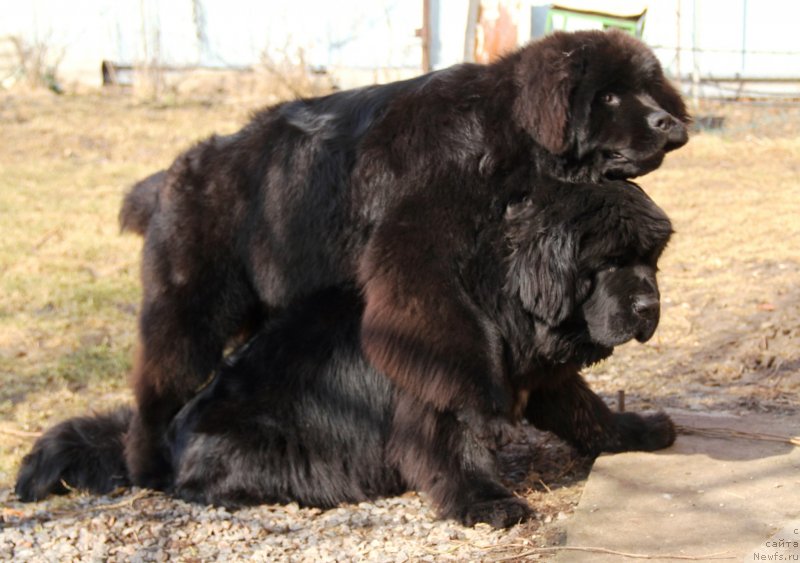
[0,427,42,439]
[83,489,155,512]
[4,489,159,527]
[491,545,735,561]
[676,424,800,446]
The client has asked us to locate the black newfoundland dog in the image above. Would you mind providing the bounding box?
[116,30,688,487]
[17,173,675,528]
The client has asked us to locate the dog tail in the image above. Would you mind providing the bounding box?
[119,170,166,235]
[15,407,134,502]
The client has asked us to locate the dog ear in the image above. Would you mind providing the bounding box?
[513,33,583,155]
[504,199,578,326]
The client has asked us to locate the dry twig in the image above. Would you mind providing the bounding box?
[676,424,800,446]
[491,545,735,561]
[0,427,42,439]
[80,489,156,513]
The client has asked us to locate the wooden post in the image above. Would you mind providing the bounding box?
[421,0,431,72]
[464,0,480,63]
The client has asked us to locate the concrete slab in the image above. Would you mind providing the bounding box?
[558,411,800,562]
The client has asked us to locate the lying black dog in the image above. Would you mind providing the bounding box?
[119,30,689,487]
[17,174,675,528]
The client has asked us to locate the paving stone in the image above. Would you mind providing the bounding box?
[558,411,800,562]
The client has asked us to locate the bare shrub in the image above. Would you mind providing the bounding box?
[256,47,334,100]
[1,35,64,92]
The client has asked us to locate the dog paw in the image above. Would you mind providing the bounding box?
[614,411,676,452]
[15,450,68,502]
[460,496,534,528]
[640,411,677,449]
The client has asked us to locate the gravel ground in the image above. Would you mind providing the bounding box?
[2,492,537,562]
[1,428,588,562]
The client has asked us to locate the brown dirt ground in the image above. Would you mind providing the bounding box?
[0,90,798,560]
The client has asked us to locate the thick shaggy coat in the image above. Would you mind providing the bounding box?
[118,30,689,486]
[18,175,675,527]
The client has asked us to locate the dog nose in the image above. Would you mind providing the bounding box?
[648,110,689,147]
[667,120,689,146]
[633,295,660,319]
[634,295,660,342]
[647,110,676,132]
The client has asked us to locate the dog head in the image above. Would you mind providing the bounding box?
[513,30,690,180]
[504,178,672,365]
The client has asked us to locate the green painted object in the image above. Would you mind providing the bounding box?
[545,5,646,38]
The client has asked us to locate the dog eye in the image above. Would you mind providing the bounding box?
[601,93,620,106]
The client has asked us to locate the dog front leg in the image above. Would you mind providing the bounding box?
[388,395,532,528]
[525,364,675,455]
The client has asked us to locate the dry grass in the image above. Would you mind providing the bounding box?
[0,91,799,556]
[0,91,255,482]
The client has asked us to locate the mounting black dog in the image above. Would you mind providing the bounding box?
[115,30,688,487]
[17,172,675,528]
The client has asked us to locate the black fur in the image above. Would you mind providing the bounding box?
[118,31,688,487]
[17,174,676,527]
[119,170,164,235]
[15,409,132,501]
